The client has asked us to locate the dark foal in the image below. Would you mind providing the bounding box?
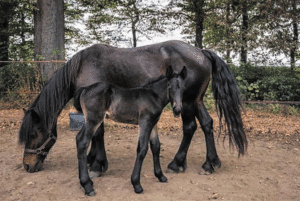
[73,66,187,195]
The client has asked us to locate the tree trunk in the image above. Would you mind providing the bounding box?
[131,15,139,47]
[225,2,231,62]
[195,19,204,49]
[131,4,139,48]
[0,2,13,68]
[241,1,248,64]
[290,0,298,70]
[194,0,204,49]
[34,0,64,81]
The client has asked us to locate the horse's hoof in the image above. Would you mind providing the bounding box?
[89,170,102,179]
[166,168,179,174]
[134,186,144,194]
[86,190,96,196]
[198,168,212,175]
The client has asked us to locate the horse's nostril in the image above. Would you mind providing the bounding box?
[24,164,30,171]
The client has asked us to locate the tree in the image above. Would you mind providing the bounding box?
[202,0,237,62]
[176,0,219,48]
[34,0,65,80]
[265,0,299,69]
[9,1,35,61]
[0,0,18,67]
[85,0,167,47]
[203,0,271,64]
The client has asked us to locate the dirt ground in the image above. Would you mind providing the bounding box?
[0,108,300,201]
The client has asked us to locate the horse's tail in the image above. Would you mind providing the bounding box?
[202,50,247,155]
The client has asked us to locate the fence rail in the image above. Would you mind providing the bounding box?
[243,101,300,105]
[0,60,66,64]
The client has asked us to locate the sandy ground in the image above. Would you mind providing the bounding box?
[0,109,300,201]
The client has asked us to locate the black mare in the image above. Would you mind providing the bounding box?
[73,66,187,195]
[19,40,247,195]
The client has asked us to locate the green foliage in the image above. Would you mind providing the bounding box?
[164,103,172,112]
[267,104,281,114]
[0,63,41,93]
[204,81,215,112]
[84,0,168,47]
[259,76,300,101]
[231,63,300,102]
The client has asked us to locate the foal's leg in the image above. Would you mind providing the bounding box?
[196,103,221,174]
[87,135,97,165]
[76,125,95,196]
[76,118,103,196]
[131,119,154,193]
[149,124,167,182]
[167,102,197,172]
[88,123,108,178]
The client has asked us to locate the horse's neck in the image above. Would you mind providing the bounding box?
[33,72,72,129]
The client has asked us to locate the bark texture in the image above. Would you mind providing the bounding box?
[34,0,64,80]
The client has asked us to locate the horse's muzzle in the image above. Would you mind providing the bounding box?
[24,160,43,173]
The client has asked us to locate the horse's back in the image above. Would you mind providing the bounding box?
[76,40,212,102]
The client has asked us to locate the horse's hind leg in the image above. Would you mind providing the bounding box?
[88,123,108,178]
[149,124,167,182]
[196,103,221,174]
[167,102,197,172]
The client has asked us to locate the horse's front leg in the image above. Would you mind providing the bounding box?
[87,123,108,178]
[131,119,154,193]
[76,121,102,196]
[167,102,197,172]
[149,124,167,182]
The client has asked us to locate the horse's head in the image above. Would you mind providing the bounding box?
[166,65,187,118]
[19,109,57,172]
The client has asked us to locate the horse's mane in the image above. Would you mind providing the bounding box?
[19,52,82,144]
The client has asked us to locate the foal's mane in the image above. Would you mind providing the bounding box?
[132,75,166,90]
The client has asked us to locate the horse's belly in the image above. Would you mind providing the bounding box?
[105,105,139,125]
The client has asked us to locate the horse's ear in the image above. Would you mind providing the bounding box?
[30,109,41,124]
[166,65,173,80]
[180,66,187,80]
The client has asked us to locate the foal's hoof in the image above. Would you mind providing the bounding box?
[159,175,168,182]
[89,170,102,179]
[86,190,96,196]
[134,185,144,194]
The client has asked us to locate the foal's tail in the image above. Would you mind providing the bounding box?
[202,50,247,155]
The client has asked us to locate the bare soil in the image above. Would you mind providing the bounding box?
[0,108,300,201]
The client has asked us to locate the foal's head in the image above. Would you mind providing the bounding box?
[166,66,187,117]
